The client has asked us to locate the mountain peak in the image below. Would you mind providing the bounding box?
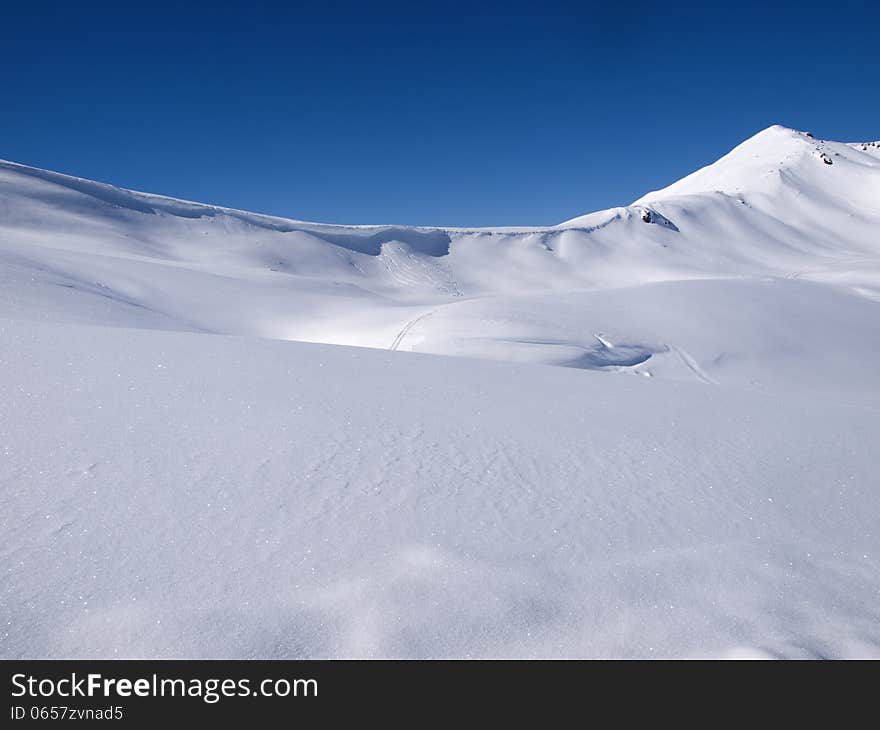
[632,125,858,204]
[756,123,809,137]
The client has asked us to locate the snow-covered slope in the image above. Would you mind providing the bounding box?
[1,126,879,657]
[1,124,878,373]
[3,319,879,659]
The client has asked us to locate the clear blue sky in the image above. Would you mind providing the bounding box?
[3,1,878,226]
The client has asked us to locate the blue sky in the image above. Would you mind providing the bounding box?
[3,1,878,226]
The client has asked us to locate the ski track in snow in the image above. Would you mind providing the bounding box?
[668,345,720,386]
[389,311,434,351]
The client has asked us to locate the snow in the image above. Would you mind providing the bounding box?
[1,125,879,657]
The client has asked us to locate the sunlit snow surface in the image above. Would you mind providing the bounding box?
[1,126,879,657]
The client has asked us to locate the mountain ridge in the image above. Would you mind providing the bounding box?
[3,124,879,232]
[1,124,878,382]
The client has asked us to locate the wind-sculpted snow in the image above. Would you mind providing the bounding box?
[2,320,879,658]
[1,125,879,657]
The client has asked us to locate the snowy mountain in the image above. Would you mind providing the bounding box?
[2,126,879,658]
[2,124,878,383]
